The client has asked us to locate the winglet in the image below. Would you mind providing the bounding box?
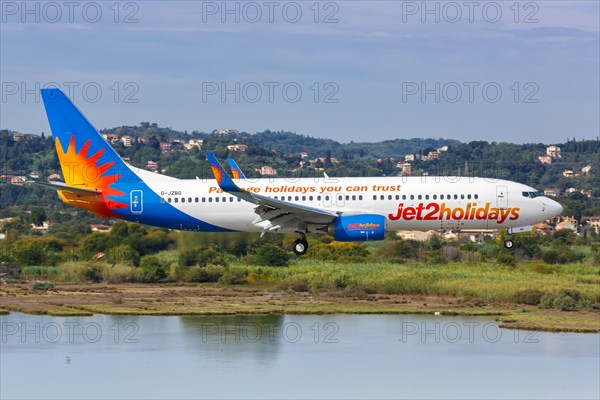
[227,158,247,179]
[206,152,241,192]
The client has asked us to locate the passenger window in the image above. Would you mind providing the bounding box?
[202,198,205,202]
[410,195,414,200]
[174,198,179,203]
[309,196,313,201]
[237,198,241,202]
[181,198,185,203]
[195,197,199,202]
[346,195,350,201]
[402,195,406,200]
[230,197,234,202]
[467,194,471,200]
[425,195,429,200]
[460,194,464,200]
[168,198,172,203]
[417,195,421,200]
[208,198,212,202]
[433,195,437,200]
[380,195,385,200]
[161,198,165,203]
[373,195,377,200]
[216,197,219,202]
[317,196,322,201]
[326,196,330,201]
[388,195,392,200]
[454,195,458,200]
[474,194,479,199]
[295,196,299,201]
[302,196,306,201]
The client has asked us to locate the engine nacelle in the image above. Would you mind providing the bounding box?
[329,214,386,242]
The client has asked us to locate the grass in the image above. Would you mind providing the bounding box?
[231,260,600,305]
[1,260,598,332]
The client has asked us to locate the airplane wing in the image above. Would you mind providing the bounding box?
[34,181,102,196]
[207,153,337,232]
[227,158,247,179]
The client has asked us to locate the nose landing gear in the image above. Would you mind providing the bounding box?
[292,235,309,255]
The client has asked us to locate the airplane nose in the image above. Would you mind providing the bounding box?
[544,199,563,218]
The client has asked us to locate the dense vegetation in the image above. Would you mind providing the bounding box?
[1,126,599,315]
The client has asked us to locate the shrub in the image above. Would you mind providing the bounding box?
[540,289,583,311]
[183,265,224,283]
[219,270,248,285]
[308,242,369,263]
[513,289,545,305]
[32,280,54,291]
[496,253,515,266]
[527,262,554,274]
[254,243,290,267]
[83,263,104,283]
[106,245,140,267]
[284,279,309,292]
[140,256,167,282]
[21,266,58,276]
[179,245,227,267]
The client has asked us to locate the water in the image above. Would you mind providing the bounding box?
[1,313,598,399]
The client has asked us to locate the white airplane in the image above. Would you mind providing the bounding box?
[38,88,563,255]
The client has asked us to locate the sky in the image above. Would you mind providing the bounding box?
[1,1,599,144]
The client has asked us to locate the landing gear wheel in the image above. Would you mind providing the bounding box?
[504,240,514,249]
[293,238,308,256]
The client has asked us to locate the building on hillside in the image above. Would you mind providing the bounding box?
[538,156,552,165]
[580,189,593,198]
[31,221,50,233]
[10,176,26,186]
[159,142,172,153]
[544,188,561,197]
[47,173,61,181]
[91,224,111,232]
[146,161,158,172]
[404,154,415,161]
[121,136,132,147]
[396,162,412,176]
[227,144,248,152]
[256,166,277,176]
[581,216,600,228]
[581,165,592,175]
[562,170,574,178]
[427,151,440,159]
[546,145,561,158]
[184,139,203,150]
[299,152,308,159]
[396,230,436,241]
[12,132,26,142]
[437,145,449,153]
[556,217,577,232]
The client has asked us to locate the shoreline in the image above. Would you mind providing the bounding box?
[1,283,598,333]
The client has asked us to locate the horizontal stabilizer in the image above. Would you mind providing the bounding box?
[34,181,101,196]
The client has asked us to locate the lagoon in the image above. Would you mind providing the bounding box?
[1,313,598,399]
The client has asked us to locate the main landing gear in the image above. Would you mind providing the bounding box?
[504,234,514,249]
[293,235,309,256]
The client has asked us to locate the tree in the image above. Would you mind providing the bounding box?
[255,243,290,267]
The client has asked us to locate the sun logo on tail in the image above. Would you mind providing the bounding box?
[211,163,224,184]
[55,136,127,217]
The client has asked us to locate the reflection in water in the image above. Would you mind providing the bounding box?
[1,313,598,400]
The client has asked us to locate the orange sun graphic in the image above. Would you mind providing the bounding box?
[55,136,127,218]
[211,164,224,184]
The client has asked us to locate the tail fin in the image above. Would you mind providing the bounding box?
[41,88,139,217]
[227,158,247,179]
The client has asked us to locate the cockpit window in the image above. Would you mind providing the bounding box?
[522,191,541,198]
